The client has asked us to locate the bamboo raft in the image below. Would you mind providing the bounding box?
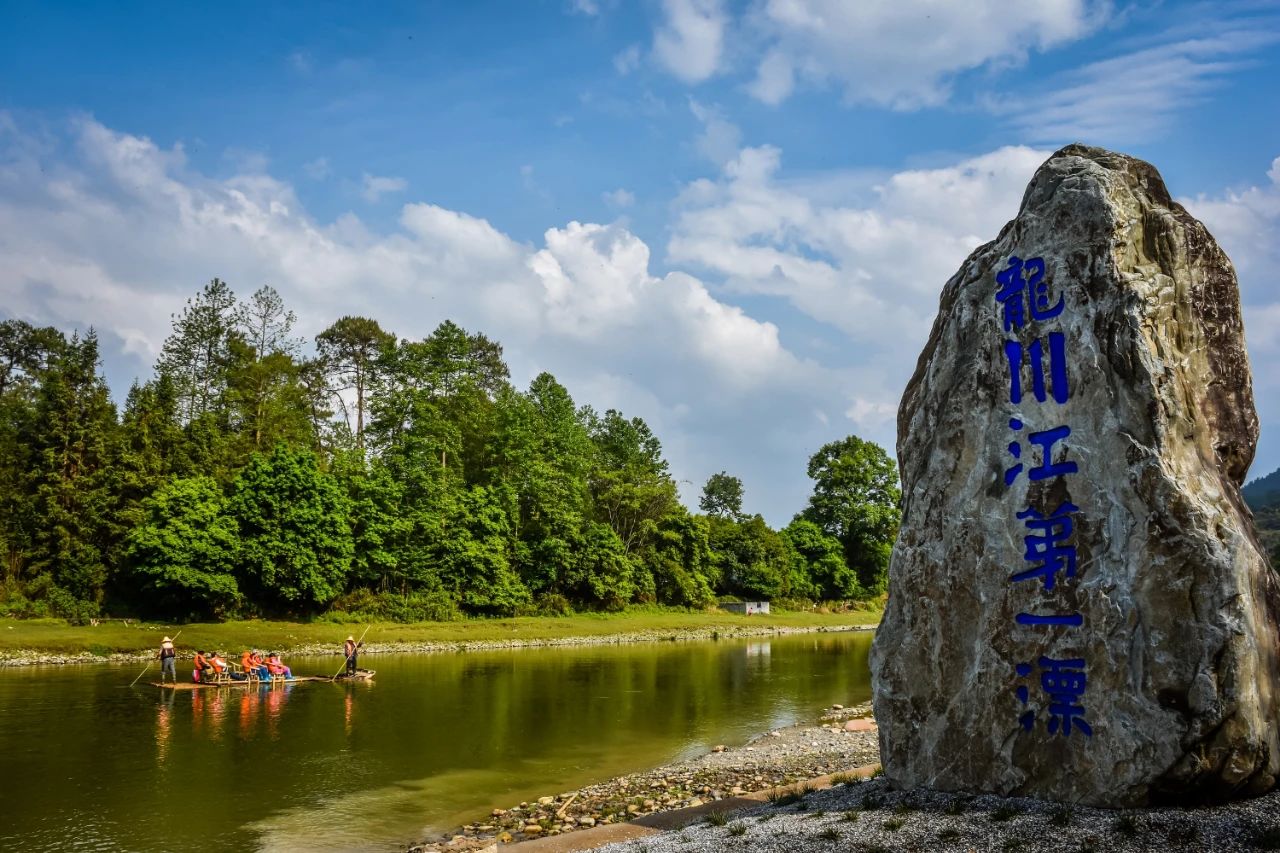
[150,669,375,690]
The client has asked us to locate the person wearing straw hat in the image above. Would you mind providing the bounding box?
[158,637,177,683]
[343,635,363,676]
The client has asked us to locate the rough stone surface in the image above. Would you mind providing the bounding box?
[870,144,1280,806]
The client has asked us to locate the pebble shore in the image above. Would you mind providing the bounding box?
[0,624,870,668]
[408,705,880,851]
[593,777,1280,853]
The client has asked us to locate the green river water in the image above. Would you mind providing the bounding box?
[0,631,873,852]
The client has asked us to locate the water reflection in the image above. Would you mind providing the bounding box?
[155,691,175,767]
[0,632,873,853]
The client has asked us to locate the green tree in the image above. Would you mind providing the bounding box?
[331,451,406,591]
[699,471,744,519]
[798,436,901,596]
[24,331,119,609]
[0,321,64,585]
[125,476,240,618]
[487,374,594,597]
[643,509,716,608]
[157,278,239,423]
[439,485,530,615]
[229,444,353,611]
[708,514,792,600]
[780,518,851,600]
[316,316,395,451]
[586,409,679,557]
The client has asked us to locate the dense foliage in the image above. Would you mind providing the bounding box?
[0,281,902,622]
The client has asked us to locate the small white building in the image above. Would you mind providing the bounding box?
[722,600,770,615]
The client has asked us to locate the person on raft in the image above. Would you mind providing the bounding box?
[266,653,294,680]
[343,635,364,676]
[192,650,210,683]
[158,637,177,683]
[208,652,229,679]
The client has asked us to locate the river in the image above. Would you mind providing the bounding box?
[0,631,873,852]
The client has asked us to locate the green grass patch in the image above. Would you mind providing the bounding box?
[0,609,882,657]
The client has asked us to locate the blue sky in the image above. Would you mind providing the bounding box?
[1,0,1278,523]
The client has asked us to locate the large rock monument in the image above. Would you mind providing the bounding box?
[869,144,1280,806]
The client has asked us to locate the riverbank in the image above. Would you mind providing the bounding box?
[0,609,879,666]
[589,776,1280,853]
[408,704,881,851]
[412,701,1280,853]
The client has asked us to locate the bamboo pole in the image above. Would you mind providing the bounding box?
[332,624,371,680]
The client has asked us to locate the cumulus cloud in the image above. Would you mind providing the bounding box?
[652,0,727,84]
[668,142,1051,350]
[0,115,845,522]
[360,172,407,203]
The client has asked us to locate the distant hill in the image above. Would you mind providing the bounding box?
[1244,467,1280,566]
[1243,467,1280,510]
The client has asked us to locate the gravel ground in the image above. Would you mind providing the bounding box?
[593,777,1280,853]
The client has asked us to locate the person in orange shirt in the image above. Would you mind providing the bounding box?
[234,650,255,681]
[192,650,207,683]
[208,652,227,678]
[251,651,270,680]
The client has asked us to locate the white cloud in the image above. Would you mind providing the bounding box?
[602,188,635,208]
[688,100,742,166]
[647,0,1106,107]
[668,141,1051,352]
[747,49,794,105]
[0,115,845,522]
[303,157,331,180]
[613,44,642,75]
[653,0,727,84]
[987,24,1280,144]
[360,172,407,203]
[570,0,599,14]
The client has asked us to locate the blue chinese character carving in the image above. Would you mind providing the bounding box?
[1004,332,1069,405]
[1015,657,1093,737]
[1011,502,1079,590]
[995,256,1062,332]
[1016,612,1083,626]
[1038,656,1093,737]
[1005,420,1079,486]
[1015,662,1035,731]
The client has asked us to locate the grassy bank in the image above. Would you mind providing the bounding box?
[0,608,880,658]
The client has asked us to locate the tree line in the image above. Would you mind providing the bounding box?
[0,279,901,623]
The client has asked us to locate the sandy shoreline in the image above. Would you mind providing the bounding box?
[0,623,873,668]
